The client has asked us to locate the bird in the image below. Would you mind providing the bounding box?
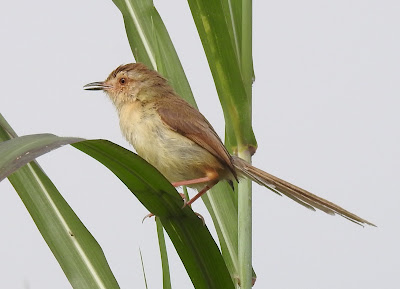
[83,62,374,226]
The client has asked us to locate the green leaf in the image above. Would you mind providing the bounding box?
[187,0,257,151]
[220,0,242,65]
[156,218,172,289]
[0,116,235,288]
[112,0,196,107]
[185,2,257,287]
[0,133,82,182]
[139,248,149,289]
[201,183,239,275]
[0,115,120,289]
[72,139,235,289]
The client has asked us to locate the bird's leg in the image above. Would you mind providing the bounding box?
[185,180,218,207]
[142,190,207,223]
[172,171,220,207]
[142,179,210,222]
[172,176,214,207]
[144,172,219,222]
[172,176,214,187]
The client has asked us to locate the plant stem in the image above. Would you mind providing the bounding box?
[238,0,254,288]
[238,149,252,289]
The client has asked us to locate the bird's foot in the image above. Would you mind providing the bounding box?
[142,213,155,223]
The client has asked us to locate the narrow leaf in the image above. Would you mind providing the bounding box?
[112,0,195,106]
[0,115,120,289]
[187,0,257,151]
[156,218,172,289]
[0,133,82,182]
[139,248,149,289]
[0,120,234,288]
[185,2,257,286]
[72,140,235,289]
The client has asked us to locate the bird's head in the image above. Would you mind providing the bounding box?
[84,63,172,109]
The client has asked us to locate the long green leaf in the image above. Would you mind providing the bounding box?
[220,0,242,66]
[0,115,120,289]
[187,0,257,151]
[0,134,82,182]
[0,124,236,288]
[112,0,195,106]
[72,140,235,289]
[186,1,256,287]
[201,183,239,275]
[156,218,172,289]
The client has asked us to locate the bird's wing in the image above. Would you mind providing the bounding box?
[156,96,237,180]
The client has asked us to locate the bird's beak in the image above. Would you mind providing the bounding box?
[83,81,111,91]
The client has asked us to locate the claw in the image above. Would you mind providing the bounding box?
[142,213,155,223]
[195,212,205,225]
[180,193,188,208]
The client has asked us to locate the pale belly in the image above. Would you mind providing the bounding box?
[118,102,223,183]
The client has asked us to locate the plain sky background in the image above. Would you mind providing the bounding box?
[0,1,399,288]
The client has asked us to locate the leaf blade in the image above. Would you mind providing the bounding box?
[187,0,257,151]
[112,0,196,106]
[156,218,172,289]
[0,133,82,182]
[0,115,120,289]
[72,139,235,289]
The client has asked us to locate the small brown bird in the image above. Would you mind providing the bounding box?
[84,63,374,226]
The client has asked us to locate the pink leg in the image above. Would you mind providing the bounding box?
[185,180,218,207]
[143,176,218,223]
[172,176,214,187]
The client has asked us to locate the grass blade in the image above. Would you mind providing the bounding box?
[112,0,195,105]
[201,183,239,276]
[0,115,120,289]
[0,117,235,288]
[186,1,256,287]
[187,0,257,151]
[0,133,82,182]
[72,139,235,289]
[139,248,149,289]
[156,218,172,289]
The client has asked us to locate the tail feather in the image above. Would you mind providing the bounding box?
[232,156,375,227]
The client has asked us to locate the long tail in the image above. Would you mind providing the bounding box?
[232,156,375,226]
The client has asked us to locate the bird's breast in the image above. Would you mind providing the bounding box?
[118,101,225,183]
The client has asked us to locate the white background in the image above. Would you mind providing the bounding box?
[0,1,399,288]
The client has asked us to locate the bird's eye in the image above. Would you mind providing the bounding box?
[119,78,126,85]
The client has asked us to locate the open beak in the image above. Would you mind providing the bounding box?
[83,81,111,91]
